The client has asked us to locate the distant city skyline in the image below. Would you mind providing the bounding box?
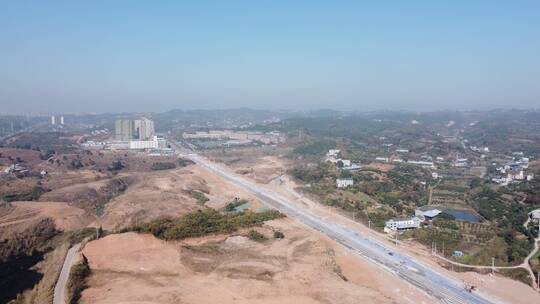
[1,1,539,114]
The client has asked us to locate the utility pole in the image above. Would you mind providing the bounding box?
[491,257,495,275]
[442,243,445,257]
[537,271,539,291]
[368,219,371,231]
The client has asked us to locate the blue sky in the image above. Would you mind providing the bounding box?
[0,1,539,113]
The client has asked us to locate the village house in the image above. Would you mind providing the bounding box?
[384,216,421,233]
[336,178,354,188]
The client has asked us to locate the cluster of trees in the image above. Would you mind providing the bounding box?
[130,209,283,240]
[38,149,55,160]
[150,162,176,170]
[107,160,125,171]
[471,186,534,263]
[0,186,48,202]
[291,163,332,183]
[293,140,336,156]
[224,199,249,212]
[69,158,84,170]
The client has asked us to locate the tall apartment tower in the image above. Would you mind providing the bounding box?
[134,117,155,140]
[51,115,56,125]
[60,116,65,125]
[115,119,135,141]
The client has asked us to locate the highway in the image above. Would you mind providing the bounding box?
[175,146,499,304]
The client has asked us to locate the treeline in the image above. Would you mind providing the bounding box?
[128,209,283,240]
[151,162,176,170]
[293,140,336,156]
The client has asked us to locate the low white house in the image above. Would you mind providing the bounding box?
[384,216,421,233]
[327,149,340,157]
[336,178,354,188]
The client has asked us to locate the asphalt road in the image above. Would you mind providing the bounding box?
[53,243,81,304]
[184,151,498,304]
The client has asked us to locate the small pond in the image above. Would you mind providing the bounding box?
[443,209,481,223]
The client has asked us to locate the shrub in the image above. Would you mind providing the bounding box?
[247,230,266,242]
[178,158,195,167]
[224,199,249,212]
[273,231,285,239]
[108,160,125,171]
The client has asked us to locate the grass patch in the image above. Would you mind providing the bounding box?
[191,190,209,205]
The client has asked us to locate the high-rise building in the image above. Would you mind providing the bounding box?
[115,119,135,141]
[60,116,65,125]
[51,115,56,125]
[134,117,155,140]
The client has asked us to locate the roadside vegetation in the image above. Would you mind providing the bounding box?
[224,199,249,212]
[128,209,284,240]
[66,256,90,304]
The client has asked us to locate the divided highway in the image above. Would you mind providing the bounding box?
[183,151,498,304]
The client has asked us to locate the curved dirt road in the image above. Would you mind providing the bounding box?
[53,243,81,304]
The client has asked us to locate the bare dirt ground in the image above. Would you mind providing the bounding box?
[0,201,89,232]
[81,218,432,304]
[204,146,293,184]
[100,164,265,230]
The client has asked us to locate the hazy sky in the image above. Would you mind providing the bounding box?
[1,1,539,114]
